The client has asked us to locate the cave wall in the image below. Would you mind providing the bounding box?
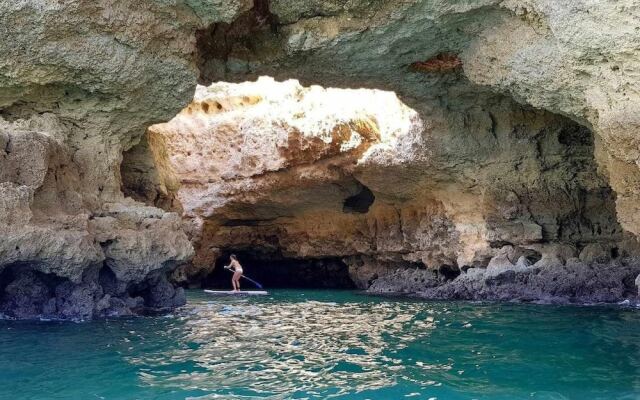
[0,1,256,319]
[2,0,640,316]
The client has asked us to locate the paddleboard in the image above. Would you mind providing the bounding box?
[204,290,268,296]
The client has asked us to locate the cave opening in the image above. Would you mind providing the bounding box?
[117,75,419,292]
[203,250,355,290]
[343,184,375,214]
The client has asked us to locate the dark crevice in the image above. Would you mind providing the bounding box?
[489,240,513,249]
[343,184,375,214]
[611,247,619,259]
[523,250,542,265]
[438,264,461,280]
[0,267,17,297]
[558,124,592,146]
[222,218,279,227]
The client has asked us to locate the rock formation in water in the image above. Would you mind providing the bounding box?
[3,0,640,318]
[0,1,255,319]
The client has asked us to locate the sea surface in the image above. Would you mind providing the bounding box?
[1,290,639,400]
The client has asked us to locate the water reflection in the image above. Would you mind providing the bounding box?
[128,295,439,398]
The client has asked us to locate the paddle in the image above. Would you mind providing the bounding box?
[223,265,264,289]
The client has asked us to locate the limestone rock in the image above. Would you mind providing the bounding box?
[345,256,396,290]
[579,243,611,264]
[460,0,640,239]
[55,280,102,321]
[0,0,232,319]
[367,268,441,294]
[4,0,640,312]
[91,202,194,284]
[1,271,51,320]
[417,260,640,304]
[143,274,187,310]
[176,0,640,302]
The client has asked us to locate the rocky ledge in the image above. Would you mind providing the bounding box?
[0,1,216,319]
[369,247,640,304]
[0,267,186,321]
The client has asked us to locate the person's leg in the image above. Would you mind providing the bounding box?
[231,275,237,291]
[232,271,241,291]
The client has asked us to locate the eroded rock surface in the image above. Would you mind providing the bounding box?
[0,115,192,319]
[0,1,249,319]
[3,0,640,314]
[419,259,640,304]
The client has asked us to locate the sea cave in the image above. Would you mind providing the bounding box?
[1,1,640,398]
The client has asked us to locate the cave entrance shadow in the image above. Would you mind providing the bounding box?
[203,251,355,290]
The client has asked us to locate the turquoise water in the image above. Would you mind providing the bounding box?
[1,290,639,400]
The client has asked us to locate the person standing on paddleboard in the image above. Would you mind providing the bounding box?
[224,254,243,292]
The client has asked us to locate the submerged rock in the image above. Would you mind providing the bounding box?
[144,274,187,310]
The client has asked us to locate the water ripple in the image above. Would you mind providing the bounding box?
[1,290,640,399]
[128,296,436,398]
